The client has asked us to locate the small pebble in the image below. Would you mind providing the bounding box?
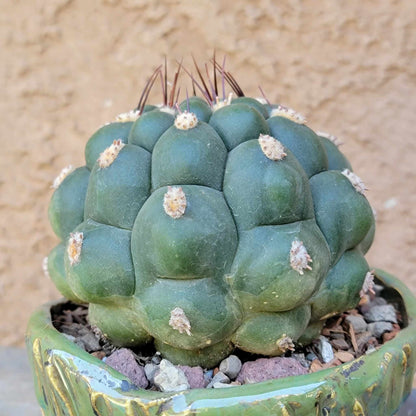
[318,336,334,363]
[79,332,101,352]
[369,297,388,307]
[152,352,162,365]
[62,333,76,342]
[292,353,310,368]
[206,371,230,388]
[306,352,318,362]
[367,321,393,338]
[212,382,235,388]
[153,359,189,392]
[144,363,158,384]
[345,315,367,334]
[203,369,214,386]
[364,304,397,324]
[219,355,242,380]
[365,345,377,355]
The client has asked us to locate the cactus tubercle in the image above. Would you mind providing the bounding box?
[316,131,343,147]
[212,92,233,111]
[115,109,141,122]
[52,165,75,189]
[342,169,367,195]
[270,105,307,124]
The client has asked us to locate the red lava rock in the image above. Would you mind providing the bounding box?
[106,348,148,389]
[178,365,205,389]
[237,357,307,384]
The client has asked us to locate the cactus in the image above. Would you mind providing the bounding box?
[45,60,375,368]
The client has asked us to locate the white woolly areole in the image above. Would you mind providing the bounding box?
[342,169,367,195]
[212,92,233,111]
[158,105,177,116]
[316,131,343,147]
[276,335,295,352]
[255,97,268,105]
[98,139,125,169]
[258,134,287,161]
[67,232,83,266]
[169,307,192,336]
[52,165,75,189]
[115,109,140,122]
[42,257,50,279]
[174,111,198,130]
[360,271,376,298]
[163,186,187,219]
[270,105,307,124]
[290,240,313,275]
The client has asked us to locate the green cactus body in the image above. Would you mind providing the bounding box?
[309,170,374,264]
[179,96,212,122]
[48,166,90,239]
[47,90,376,367]
[231,96,270,118]
[151,123,227,190]
[128,110,175,151]
[45,243,84,303]
[310,248,370,321]
[267,116,328,177]
[85,122,133,169]
[209,103,270,150]
[316,132,352,171]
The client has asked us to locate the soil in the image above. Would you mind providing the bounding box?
[51,280,403,390]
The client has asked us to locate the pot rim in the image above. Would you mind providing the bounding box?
[26,268,416,415]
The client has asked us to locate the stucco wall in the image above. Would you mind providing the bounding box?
[1,0,415,345]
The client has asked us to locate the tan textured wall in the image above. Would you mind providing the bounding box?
[1,0,415,346]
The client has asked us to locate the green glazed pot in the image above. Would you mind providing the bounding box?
[26,269,416,416]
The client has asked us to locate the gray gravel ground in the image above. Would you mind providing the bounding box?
[0,346,414,416]
[0,346,41,416]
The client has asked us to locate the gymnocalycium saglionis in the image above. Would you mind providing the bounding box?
[45,57,376,368]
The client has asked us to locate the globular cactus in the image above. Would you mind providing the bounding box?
[45,60,375,368]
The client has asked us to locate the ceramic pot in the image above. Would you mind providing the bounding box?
[26,269,416,415]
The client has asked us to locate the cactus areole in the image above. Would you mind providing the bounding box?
[45,59,379,369]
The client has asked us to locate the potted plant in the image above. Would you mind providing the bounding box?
[26,59,416,415]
